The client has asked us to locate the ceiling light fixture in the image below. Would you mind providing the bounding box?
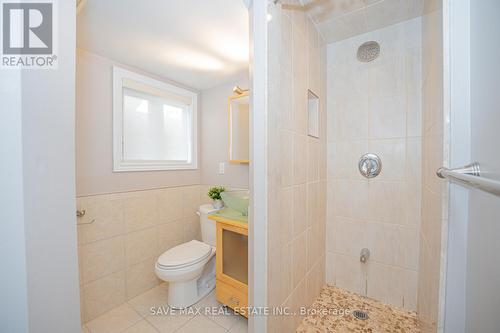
[180,53,224,71]
[164,47,225,72]
[204,30,249,64]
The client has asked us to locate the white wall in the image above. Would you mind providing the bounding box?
[0,69,30,333]
[248,1,268,332]
[443,0,469,331]
[76,49,201,196]
[465,0,500,331]
[201,76,250,189]
[0,1,82,332]
[326,18,422,311]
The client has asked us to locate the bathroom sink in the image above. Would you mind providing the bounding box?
[221,190,249,216]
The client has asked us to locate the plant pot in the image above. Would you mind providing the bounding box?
[212,199,224,209]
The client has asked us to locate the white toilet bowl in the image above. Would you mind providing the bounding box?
[155,240,215,308]
[155,204,218,308]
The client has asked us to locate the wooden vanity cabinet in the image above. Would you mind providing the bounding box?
[215,220,248,317]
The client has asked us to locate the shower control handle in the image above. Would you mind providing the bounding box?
[360,248,370,263]
[359,154,382,179]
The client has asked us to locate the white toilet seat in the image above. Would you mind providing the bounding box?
[156,240,212,270]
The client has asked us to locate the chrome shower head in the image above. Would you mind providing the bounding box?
[357,41,380,63]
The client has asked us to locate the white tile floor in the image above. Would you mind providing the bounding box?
[82,283,247,333]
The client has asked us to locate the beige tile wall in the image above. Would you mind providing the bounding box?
[76,185,204,322]
[266,1,328,331]
[418,0,446,331]
[325,18,422,311]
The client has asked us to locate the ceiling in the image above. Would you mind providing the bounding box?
[300,0,424,43]
[77,0,249,90]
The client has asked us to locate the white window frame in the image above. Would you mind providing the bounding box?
[113,66,198,172]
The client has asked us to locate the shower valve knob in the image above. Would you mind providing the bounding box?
[359,153,382,179]
[360,248,370,263]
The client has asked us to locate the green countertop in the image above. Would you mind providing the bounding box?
[209,208,248,224]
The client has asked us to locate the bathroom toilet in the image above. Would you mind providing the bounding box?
[155,204,218,309]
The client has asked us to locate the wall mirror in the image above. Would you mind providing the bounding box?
[228,92,250,164]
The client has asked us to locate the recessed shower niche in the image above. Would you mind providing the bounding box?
[308,90,319,138]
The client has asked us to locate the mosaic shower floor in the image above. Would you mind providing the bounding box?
[296,286,420,333]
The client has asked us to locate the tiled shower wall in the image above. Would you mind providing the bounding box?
[76,185,208,322]
[418,0,446,331]
[326,18,422,311]
[266,2,328,332]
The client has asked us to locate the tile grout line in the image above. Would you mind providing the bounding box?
[81,256,161,287]
[170,313,198,333]
[201,312,233,332]
[78,213,199,247]
[200,310,239,332]
[124,302,159,333]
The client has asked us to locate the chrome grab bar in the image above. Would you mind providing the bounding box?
[437,162,500,197]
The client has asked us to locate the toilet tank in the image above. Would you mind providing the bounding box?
[198,204,218,247]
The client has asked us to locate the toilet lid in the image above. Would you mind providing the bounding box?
[157,240,212,269]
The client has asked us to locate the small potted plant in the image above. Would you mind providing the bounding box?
[207,186,225,209]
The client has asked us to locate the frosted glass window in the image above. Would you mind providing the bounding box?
[113,67,198,171]
[123,88,190,161]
